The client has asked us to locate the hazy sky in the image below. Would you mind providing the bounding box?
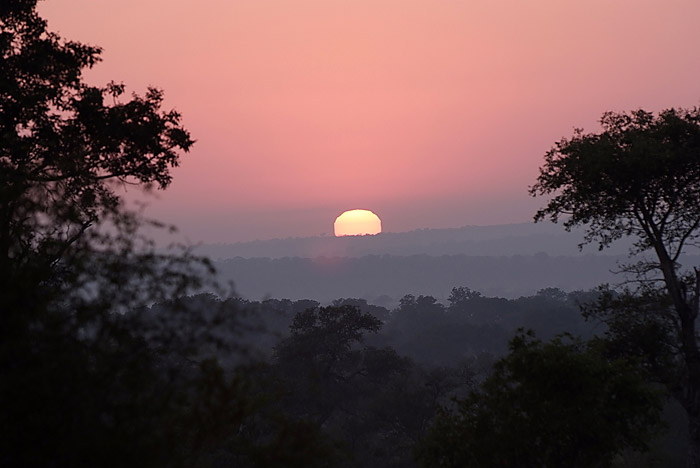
[40,0,700,242]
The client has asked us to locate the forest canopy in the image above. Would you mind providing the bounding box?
[1,1,695,467]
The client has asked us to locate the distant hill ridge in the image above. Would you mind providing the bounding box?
[193,222,634,259]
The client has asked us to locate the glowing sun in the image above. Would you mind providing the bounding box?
[334,209,382,237]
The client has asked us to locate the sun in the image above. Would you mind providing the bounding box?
[334,209,382,237]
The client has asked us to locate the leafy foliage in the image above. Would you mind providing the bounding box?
[0,0,194,310]
[273,305,384,425]
[418,331,665,468]
[531,107,700,466]
[270,305,474,468]
[530,108,700,255]
[582,287,680,385]
[0,3,260,466]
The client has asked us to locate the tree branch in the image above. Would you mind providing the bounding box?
[672,217,700,263]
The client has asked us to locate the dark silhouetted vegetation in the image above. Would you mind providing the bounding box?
[417,331,665,468]
[2,2,697,467]
[532,107,700,466]
[0,2,247,466]
[214,252,648,303]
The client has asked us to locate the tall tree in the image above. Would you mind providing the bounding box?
[0,3,247,466]
[530,107,700,466]
[0,0,193,314]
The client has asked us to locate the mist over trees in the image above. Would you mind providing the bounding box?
[204,224,700,306]
[214,252,653,305]
[129,289,686,467]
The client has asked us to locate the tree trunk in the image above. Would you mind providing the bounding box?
[689,413,700,468]
[650,240,700,468]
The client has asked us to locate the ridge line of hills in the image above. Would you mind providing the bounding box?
[195,222,699,305]
[193,222,635,260]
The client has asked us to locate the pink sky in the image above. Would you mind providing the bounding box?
[39,0,700,242]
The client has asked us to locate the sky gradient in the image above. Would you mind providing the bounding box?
[39,0,700,242]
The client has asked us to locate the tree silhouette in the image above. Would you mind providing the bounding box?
[418,332,664,468]
[273,305,383,426]
[531,107,700,466]
[447,286,482,307]
[0,0,193,314]
[0,3,250,466]
[272,305,446,467]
